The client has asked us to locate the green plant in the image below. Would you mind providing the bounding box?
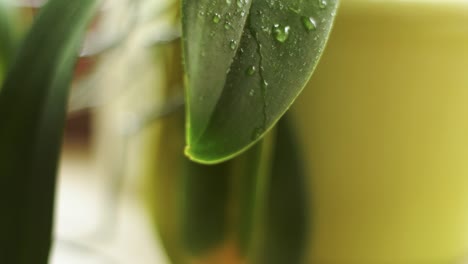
[0,0,98,262]
[183,0,338,164]
[0,0,337,263]
[0,0,19,85]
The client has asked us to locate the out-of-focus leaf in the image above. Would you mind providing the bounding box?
[0,0,19,84]
[151,107,274,261]
[257,115,309,264]
[0,0,98,263]
[181,130,273,257]
[180,155,232,254]
[183,0,338,164]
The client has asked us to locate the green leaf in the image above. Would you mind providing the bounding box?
[151,109,274,258]
[257,115,309,264]
[181,130,274,256]
[0,0,19,84]
[0,0,98,263]
[183,0,339,164]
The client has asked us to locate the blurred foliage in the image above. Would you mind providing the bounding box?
[0,0,338,263]
[0,0,98,262]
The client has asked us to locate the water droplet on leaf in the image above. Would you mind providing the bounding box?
[246,66,256,75]
[230,40,237,50]
[212,13,221,23]
[272,24,290,43]
[289,7,301,14]
[319,0,327,9]
[301,16,317,31]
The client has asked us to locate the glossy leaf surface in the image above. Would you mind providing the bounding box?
[183,0,338,163]
[0,0,98,262]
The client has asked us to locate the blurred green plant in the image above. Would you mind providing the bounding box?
[0,0,98,262]
[0,0,337,263]
[0,0,19,85]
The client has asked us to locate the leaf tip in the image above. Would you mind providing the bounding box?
[184,144,229,165]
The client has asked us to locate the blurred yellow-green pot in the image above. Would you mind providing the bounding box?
[292,0,468,263]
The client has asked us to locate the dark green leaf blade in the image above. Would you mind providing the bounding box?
[0,0,98,263]
[146,107,274,261]
[257,115,309,264]
[183,0,338,164]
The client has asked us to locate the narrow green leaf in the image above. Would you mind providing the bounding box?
[257,115,309,264]
[180,116,274,257]
[0,0,19,84]
[180,151,232,255]
[183,0,339,163]
[0,0,98,263]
